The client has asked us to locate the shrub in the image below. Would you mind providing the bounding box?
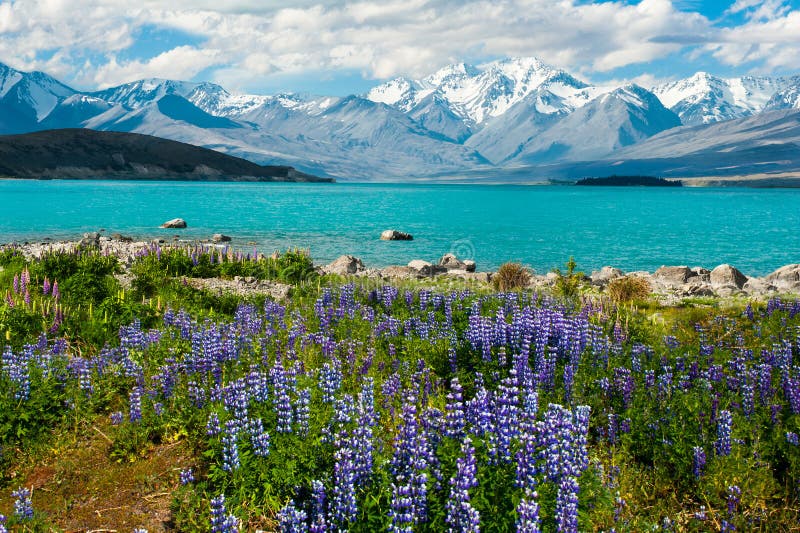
[492,262,531,291]
[552,257,585,301]
[607,275,651,304]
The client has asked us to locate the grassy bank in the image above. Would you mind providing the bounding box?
[0,247,798,531]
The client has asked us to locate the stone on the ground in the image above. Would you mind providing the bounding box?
[323,255,365,275]
[710,264,748,289]
[380,266,419,279]
[212,233,232,243]
[654,265,693,284]
[408,259,445,276]
[591,266,624,284]
[380,229,413,241]
[78,231,101,248]
[111,233,133,243]
[160,218,187,229]
[765,264,800,291]
[463,260,476,272]
[743,278,777,296]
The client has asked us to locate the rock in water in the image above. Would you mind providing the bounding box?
[161,218,187,229]
[710,264,747,289]
[380,229,413,241]
[212,234,232,243]
[323,255,365,275]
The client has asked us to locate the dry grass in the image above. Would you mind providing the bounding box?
[607,275,652,304]
[492,262,532,292]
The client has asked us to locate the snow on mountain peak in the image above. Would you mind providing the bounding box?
[652,72,791,125]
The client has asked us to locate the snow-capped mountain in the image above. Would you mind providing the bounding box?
[367,57,604,126]
[652,72,790,126]
[1,59,799,180]
[764,76,800,110]
[0,63,75,132]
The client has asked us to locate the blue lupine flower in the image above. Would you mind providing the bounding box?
[555,476,580,533]
[222,420,240,472]
[693,446,706,479]
[787,432,799,446]
[445,437,480,533]
[716,410,733,457]
[278,500,308,533]
[210,494,239,533]
[516,489,541,533]
[445,377,466,439]
[179,467,194,485]
[12,486,33,520]
[129,386,143,423]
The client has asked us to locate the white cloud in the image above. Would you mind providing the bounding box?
[0,0,797,92]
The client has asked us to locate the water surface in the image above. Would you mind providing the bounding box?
[1,180,797,276]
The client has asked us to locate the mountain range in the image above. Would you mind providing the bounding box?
[1,58,799,181]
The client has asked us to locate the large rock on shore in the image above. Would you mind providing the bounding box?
[654,265,693,284]
[212,233,232,243]
[765,264,800,291]
[161,218,187,229]
[438,253,476,272]
[710,264,748,289]
[78,231,101,248]
[591,266,624,285]
[380,229,413,241]
[323,255,365,276]
[408,260,446,276]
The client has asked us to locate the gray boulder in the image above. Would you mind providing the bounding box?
[743,278,777,296]
[710,264,747,289]
[408,259,446,276]
[381,266,419,279]
[765,264,800,291]
[591,266,624,285]
[380,229,413,241]
[438,253,477,272]
[160,218,187,229]
[654,265,693,284]
[323,255,365,276]
[212,234,232,243]
[78,231,101,248]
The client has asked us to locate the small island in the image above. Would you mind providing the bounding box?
[575,175,682,186]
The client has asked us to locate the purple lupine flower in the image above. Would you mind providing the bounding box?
[787,432,799,446]
[179,467,194,485]
[110,411,123,425]
[310,480,329,533]
[555,476,579,533]
[716,410,733,457]
[222,419,240,472]
[210,494,239,533]
[445,437,481,533]
[516,489,541,533]
[389,393,430,532]
[278,500,308,533]
[494,369,521,462]
[12,486,33,520]
[0,514,7,533]
[692,446,706,479]
[445,377,466,440]
[51,280,60,300]
[271,362,294,433]
[295,388,311,435]
[332,434,358,525]
[129,386,143,423]
[727,485,741,517]
[207,412,222,436]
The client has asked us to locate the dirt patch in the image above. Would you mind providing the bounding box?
[0,420,194,532]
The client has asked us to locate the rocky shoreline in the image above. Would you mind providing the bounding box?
[3,234,799,302]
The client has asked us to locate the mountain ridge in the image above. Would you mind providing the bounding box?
[0,59,799,181]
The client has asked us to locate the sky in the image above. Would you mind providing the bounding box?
[0,0,799,95]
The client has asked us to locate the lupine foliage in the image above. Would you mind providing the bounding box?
[0,250,799,531]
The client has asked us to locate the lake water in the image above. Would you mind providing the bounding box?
[1,180,798,276]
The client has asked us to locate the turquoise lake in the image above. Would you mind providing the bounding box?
[1,180,798,276]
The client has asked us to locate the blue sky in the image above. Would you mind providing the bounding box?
[0,0,798,95]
